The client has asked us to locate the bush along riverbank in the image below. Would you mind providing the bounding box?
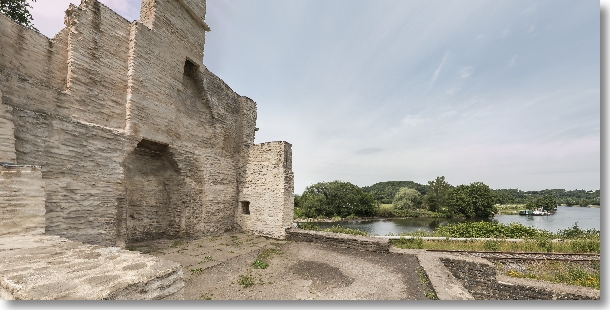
[296,221,600,254]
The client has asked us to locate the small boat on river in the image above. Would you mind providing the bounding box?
[519,208,551,216]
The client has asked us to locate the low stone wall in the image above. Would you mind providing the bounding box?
[0,164,45,236]
[286,228,390,252]
[440,258,598,300]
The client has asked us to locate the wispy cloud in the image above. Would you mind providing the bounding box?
[509,55,518,66]
[428,52,450,91]
[502,27,512,38]
[522,4,538,15]
[356,148,384,155]
[401,115,426,127]
[458,66,473,79]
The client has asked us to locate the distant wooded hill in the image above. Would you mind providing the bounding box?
[361,181,600,206]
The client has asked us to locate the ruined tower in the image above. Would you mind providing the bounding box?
[0,0,294,246]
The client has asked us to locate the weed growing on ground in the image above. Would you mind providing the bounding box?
[170,241,184,248]
[252,259,269,269]
[238,274,255,288]
[251,248,281,269]
[416,266,438,300]
[190,268,203,275]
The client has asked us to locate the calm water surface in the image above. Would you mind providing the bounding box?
[311,206,600,236]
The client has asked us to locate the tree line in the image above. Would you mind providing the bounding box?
[363,181,600,208]
[295,177,600,220]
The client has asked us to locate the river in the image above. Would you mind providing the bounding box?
[309,206,600,236]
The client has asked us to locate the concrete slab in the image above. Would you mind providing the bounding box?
[390,248,474,300]
[0,234,184,300]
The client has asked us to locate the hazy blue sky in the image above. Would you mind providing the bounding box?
[29,0,602,194]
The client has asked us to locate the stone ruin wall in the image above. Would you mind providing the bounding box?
[0,0,293,246]
[238,142,294,239]
[0,163,45,237]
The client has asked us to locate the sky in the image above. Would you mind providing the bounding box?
[28,0,603,194]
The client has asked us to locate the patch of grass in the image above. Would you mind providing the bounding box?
[237,274,255,288]
[190,268,203,275]
[252,259,269,269]
[390,238,600,254]
[416,266,438,300]
[170,241,185,248]
[252,248,280,269]
[500,261,600,290]
[394,237,424,249]
[483,240,500,251]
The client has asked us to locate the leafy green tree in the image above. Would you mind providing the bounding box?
[361,181,429,204]
[536,194,557,212]
[298,181,377,218]
[424,176,452,212]
[392,187,423,212]
[1,0,37,30]
[448,182,496,219]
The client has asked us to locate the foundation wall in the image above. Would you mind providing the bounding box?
[0,164,45,236]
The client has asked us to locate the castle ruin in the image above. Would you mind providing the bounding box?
[0,0,294,247]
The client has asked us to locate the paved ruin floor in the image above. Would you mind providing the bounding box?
[128,233,433,300]
[0,235,183,300]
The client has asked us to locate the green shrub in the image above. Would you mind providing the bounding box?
[557,222,600,240]
[570,239,600,253]
[393,237,424,249]
[297,222,321,231]
[434,221,552,239]
[536,237,554,252]
[376,204,396,218]
[324,225,369,236]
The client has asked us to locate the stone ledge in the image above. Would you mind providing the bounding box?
[286,228,390,253]
[0,235,184,300]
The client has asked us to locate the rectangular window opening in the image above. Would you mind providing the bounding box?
[240,201,250,215]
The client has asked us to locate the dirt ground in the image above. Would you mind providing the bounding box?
[128,232,434,300]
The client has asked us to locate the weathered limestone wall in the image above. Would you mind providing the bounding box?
[238,142,294,239]
[11,108,129,246]
[0,91,16,163]
[0,164,45,236]
[0,0,293,245]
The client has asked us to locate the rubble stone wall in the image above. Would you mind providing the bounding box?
[238,142,294,239]
[286,228,391,253]
[441,258,598,300]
